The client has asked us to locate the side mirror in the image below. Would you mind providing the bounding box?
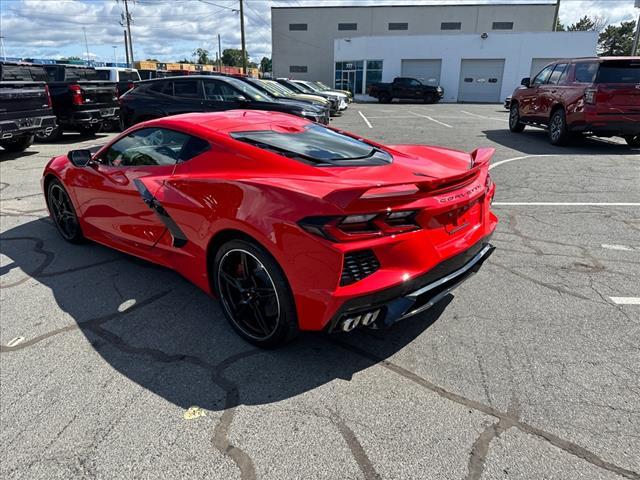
[233,95,248,103]
[520,77,531,87]
[68,149,92,167]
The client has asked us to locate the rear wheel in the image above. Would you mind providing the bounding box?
[214,239,299,348]
[78,123,102,136]
[35,126,62,143]
[378,93,391,103]
[623,135,640,147]
[548,109,569,146]
[0,135,34,152]
[46,179,84,243]
[508,103,525,133]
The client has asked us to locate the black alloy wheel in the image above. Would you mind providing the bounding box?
[35,126,63,142]
[0,135,34,152]
[47,180,84,243]
[549,109,569,146]
[509,103,525,133]
[623,135,640,147]
[214,239,298,347]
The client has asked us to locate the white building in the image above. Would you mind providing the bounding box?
[271,3,598,102]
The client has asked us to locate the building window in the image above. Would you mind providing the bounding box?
[289,65,307,73]
[289,23,307,31]
[365,60,383,94]
[492,21,514,30]
[441,22,461,30]
[388,22,408,31]
[338,23,357,31]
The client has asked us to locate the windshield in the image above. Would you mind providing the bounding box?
[596,60,640,84]
[230,124,392,166]
[0,64,48,81]
[299,81,321,92]
[255,80,284,98]
[65,68,102,81]
[225,77,274,102]
[289,81,313,93]
[314,82,331,91]
[266,80,296,96]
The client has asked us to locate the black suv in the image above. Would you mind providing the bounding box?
[119,75,329,128]
[0,62,57,152]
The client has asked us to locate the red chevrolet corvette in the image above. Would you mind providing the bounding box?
[42,110,497,347]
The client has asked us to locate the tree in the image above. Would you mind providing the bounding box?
[567,15,606,32]
[193,48,211,65]
[145,58,159,62]
[221,48,249,67]
[598,20,637,56]
[260,56,272,72]
[555,18,565,31]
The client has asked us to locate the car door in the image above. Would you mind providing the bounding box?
[72,127,193,249]
[538,63,568,119]
[522,64,554,119]
[202,79,246,112]
[170,79,205,114]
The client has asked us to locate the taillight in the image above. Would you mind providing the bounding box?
[485,174,495,204]
[69,84,84,105]
[299,210,420,242]
[584,88,597,104]
[44,84,52,108]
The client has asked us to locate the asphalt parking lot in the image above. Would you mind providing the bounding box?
[1,103,639,480]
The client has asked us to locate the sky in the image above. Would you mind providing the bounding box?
[0,0,638,64]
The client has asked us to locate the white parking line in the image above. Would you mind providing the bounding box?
[461,110,508,122]
[358,111,373,128]
[489,154,561,170]
[493,202,640,206]
[602,244,636,252]
[610,297,640,305]
[408,111,452,128]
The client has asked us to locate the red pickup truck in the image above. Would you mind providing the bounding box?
[508,57,639,146]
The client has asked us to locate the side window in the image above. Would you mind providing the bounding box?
[574,62,598,83]
[532,65,554,86]
[547,63,568,85]
[173,80,202,99]
[101,128,205,167]
[150,81,173,95]
[409,79,421,86]
[203,81,241,101]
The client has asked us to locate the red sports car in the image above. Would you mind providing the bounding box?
[42,110,497,347]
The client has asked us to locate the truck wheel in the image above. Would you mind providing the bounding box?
[508,103,525,133]
[35,126,63,143]
[548,109,569,146]
[378,93,391,104]
[0,135,34,152]
[79,123,102,136]
[424,93,434,103]
[623,135,640,147]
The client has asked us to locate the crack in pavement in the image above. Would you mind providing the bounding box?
[332,340,640,480]
[331,413,382,480]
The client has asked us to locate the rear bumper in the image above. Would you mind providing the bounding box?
[62,107,120,126]
[327,237,494,332]
[0,115,57,139]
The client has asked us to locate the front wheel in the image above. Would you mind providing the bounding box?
[424,93,434,103]
[35,126,62,143]
[509,103,525,133]
[623,135,640,147]
[0,135,34,152]
[214,239,299,348]
[548,109,569,146]
[47,179,84,243]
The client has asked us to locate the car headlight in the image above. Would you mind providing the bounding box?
[301,110,319,118]
[436,86,443,92]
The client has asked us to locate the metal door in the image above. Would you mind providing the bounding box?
[401,59,442,86]
[458,59,505,103]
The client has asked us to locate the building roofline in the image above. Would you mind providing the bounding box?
[272,2,556,9]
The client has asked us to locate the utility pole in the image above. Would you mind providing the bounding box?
[123,30,130,66]
[0,36,6,62]
[218,33,222,72]
[552,0,560,31]
[83,27,90,65]
[119,0,134,67]
[633,6,640,55]
[239,0,247,74]
[112,45,118,66]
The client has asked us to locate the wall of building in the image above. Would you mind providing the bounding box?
[334,31,598,102]
[271,3,556,84]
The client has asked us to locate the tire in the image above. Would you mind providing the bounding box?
[508,103,525,133]
[378,93,391,104]
[0,135,34,152]
[424,93,434,104]
[78,123,102,136]
[213,239,299,348]
[548,109,569,146]
[35,126,62,143]
[46,179,84,243]
[623,135,640,147]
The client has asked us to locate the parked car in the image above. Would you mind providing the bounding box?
[230,76,331,119]
[368,77,444,104]
[0,62,57,152]
[290,80,349,110]
[119,75,329,128]
[95,67,141,98]
[276,79,343,114]
[42,110,497,347]
[311,81,353,102]
[509,57,640,146]
[259,79,332,110]
[37,64,118,141]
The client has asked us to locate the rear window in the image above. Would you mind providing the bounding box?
[64,68,102,81]
[596,60,640,84]
[119,70,141,82]
[230,124,392,166]
[0,64,48,81]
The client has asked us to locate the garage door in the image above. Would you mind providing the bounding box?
[458,59,505,103]
[530,58,559,79]
[401,59,442,86]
